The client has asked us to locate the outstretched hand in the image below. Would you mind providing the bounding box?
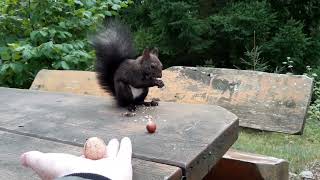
[21,137,132,180]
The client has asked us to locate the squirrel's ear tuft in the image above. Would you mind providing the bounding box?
[150,47,159,57]
[142,48,150,60]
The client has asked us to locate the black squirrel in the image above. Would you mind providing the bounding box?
[92,20,164,111]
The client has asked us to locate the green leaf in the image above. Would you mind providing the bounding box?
[60,61,70,70]
[51,61,59,69]
[12,52,21,60]
[39,41,54,57]
[75,0,83,6]
[30,31,38,41]
[49,29,57,36]
[65,32,73,38]
[15,46,25,51]
[8,43,19,49]
[83,11,92,18]
[111,11,118,16]
[39,30,48,37]
[83,0,96,7]
[0,64,9,72]
[43,41,54,49]
[111,4,121,10]
[0,50,11,61]
[59,22,66,28]
[22,48,33,60]
[105,11,112,16]
[58,31,72,39]
[10,63,23,73]
[120,2,128,8]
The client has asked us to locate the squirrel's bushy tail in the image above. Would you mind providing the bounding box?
[92,19,135,96]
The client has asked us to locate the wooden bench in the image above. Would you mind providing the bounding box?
[30,67,314,135]
[30,68,295,179]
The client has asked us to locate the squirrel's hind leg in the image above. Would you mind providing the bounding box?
[115,81,136,110]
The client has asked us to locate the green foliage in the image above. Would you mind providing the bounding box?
[2,0,320,92]
[240,46,269,72]
[268,0,320,34]
[0,0,132,88]
[261,20,311,73]
[208,0,278,68]
[121,0,213,67]
[309,81,320,121]
[121,0,320,74]
[306,67,320,121]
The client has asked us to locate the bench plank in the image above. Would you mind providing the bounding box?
[203,149,289,180]
[0,131,182,180]
[148,66,313,134]
[30,69,108,96]
[0,87,238,180]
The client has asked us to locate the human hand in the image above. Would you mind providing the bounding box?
[21,137,132,180]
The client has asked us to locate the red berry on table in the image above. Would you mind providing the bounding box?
[146,121,156,133]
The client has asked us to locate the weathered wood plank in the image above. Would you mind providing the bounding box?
[203,149,289,180]
[30,69,108,97]
[0,87,238,180]
[132,159,182,180]
[0,131,182,180]
[148,66,313,134]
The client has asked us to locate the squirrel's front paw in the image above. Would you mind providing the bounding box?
[150,100,159,106]
[127,104,137,112]
[156,80,164,88]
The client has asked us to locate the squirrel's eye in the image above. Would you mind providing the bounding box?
[151,64,156,68]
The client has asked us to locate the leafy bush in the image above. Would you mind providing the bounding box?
[0,0,132,88]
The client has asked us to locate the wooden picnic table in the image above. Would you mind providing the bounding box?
[0,87,238,180]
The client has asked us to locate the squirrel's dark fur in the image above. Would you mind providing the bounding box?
[92,19,164,111]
